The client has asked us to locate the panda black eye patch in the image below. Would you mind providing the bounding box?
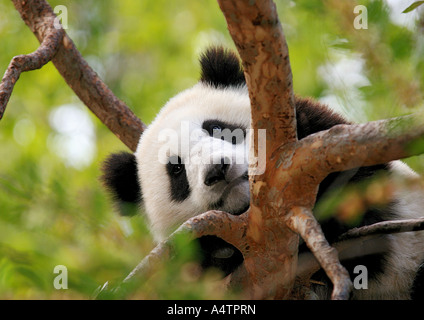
[202,120,245,144]
[166,155,191,202]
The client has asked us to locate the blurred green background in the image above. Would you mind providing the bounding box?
[1,0,424,299]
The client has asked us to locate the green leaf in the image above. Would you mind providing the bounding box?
[402,1,424,13]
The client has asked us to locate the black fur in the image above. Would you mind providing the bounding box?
[412,263,424,299]
[202,119,246,145]
[166,156,191,202]
[199,47,245,88]
[198,236,243,276]
[294,96,350,139]
[101,151,141,216]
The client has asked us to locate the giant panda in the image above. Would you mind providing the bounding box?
[101,46,424,299]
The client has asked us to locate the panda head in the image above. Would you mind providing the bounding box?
[102,47,252,243]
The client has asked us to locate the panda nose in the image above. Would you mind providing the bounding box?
[204,158,229,186]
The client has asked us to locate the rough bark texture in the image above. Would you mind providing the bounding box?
[216,0,352,299]
[295,115,424,180]
[216,0,298,300]
[337,217,424,241]
[216,0,297,148]
[4,0,145,151]
[287,207,352,299]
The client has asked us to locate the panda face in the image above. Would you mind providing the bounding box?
[135,83,251,242]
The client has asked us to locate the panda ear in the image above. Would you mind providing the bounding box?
[199,46,245,88]
[101,151,142,216]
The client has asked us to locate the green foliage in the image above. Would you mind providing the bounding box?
[402,1,424,13]
[1,0,424,299]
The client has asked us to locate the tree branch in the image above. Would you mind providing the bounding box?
[294,114,424,181]
[0,16,64,119]
[296,217,424,283]
[287,207,352,300]
[216,0,303,300]
[217,0,297,152]
[216,0,353,300]
[5,0,145,151]
[94,210,249,299]
[119,210,248,286]
[337,217,424,241]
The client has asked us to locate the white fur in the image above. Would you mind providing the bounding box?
[135,83,251,242]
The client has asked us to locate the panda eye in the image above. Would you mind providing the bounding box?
[168,156,184,175]
[172,163,184,175]
[202,120,246,144]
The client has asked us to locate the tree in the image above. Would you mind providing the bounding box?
[2,0,424,300]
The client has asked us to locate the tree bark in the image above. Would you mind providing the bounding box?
[216,0,352,299]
